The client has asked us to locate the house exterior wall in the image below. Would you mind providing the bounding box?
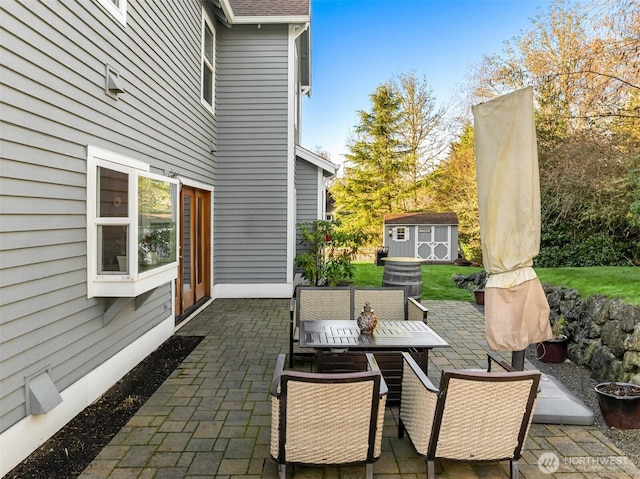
[213,23,291,296]
[0,1,218,473]
[294,159,321,259]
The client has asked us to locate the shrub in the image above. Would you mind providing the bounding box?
[295,219,370,286]
[536,230,631,267]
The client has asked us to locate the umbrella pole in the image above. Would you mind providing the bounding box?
[511,350,525,371]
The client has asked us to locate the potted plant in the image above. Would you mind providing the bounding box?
[473,288,485,305]
[468,271,487,305]
[594,381,640,429]
[294,219,369,287]
[535,314,568,363]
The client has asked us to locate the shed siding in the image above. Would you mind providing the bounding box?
[391,227,415,257]
[215,24,289,283]
[0,0,214,435]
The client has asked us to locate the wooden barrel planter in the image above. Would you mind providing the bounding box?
[382,257,424,302]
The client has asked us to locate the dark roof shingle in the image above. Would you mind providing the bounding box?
[384,212,459,225]
[228,0,309,17]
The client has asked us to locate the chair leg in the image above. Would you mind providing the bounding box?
[510,459,519,479]
[365,462,373,479]
[426,459,436,479]
[279,463,286,479]
[398,418,405,438]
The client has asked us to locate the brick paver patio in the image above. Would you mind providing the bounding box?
[78,298,639,478]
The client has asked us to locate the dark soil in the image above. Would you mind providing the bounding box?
[4,335,203,479]
[596,382,640,397]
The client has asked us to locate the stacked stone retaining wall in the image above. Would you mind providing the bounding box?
[454,272,640,384]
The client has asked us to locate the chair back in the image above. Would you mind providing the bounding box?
[296,286,352,322]
[271,361,386,466]
[354,287,406,321]
[430,369,540,462]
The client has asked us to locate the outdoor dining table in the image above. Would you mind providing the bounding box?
[299,320,449,402]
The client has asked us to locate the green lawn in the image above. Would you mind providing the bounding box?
[352,263,640,307]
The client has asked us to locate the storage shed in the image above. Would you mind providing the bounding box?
[383,212,459,262]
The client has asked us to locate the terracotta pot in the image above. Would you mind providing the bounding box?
[535,335,568,363]
[473,289,485,305]
[595,382,640,429]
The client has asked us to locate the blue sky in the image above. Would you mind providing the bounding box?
[301,0,550,165]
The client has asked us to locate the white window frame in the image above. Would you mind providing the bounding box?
[394,227,410,242]
[97,0,127,26]
[87,146,178,298]
[201,7,216,114]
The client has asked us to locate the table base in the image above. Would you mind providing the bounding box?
[315,349,428,403]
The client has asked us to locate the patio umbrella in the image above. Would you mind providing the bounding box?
[472,87,552,367]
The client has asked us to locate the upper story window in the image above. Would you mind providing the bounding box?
[394,227,410,241]
[97,0,127,26]
[201,9,215,113]
[87,146,178,298]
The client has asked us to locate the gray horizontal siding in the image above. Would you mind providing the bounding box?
[0,0,215,434]
[2,0,216,180]
[1,285,170,431]
[215,24,290,283]
[295,159,320,258]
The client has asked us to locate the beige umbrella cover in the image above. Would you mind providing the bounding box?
[472,87,552,352]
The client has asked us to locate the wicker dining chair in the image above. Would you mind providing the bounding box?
[289,286,352,367]
[398,352,540,479]
[270,353,387,479]
[353,286,407,321]
[353,287,428,322]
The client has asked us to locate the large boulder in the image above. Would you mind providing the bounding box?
[623,324,640,351]
[623,351,640,372]
[609,299,639,332]
[577,338,602,366]
[585,295,610,325]
[601,320,627,358]
[590,346,624,382]
[453,270,488,291]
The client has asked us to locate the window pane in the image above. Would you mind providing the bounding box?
[99,167,128,217]
[196,196,203,284]
[99,225,128,274]
[202,64,213,105]
[204,24,214,63]
[202,21,214,107]
[182,194,191,292]
[138,177,177,272]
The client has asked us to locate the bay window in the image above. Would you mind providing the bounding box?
[87,146,178,298]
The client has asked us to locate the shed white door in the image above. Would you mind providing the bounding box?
[417,225,451,261]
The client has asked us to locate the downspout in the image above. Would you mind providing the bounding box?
[286,23,310,288]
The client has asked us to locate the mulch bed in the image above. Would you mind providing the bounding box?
[4,335,203,479]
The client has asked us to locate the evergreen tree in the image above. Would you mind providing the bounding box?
[331,84,411,242]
